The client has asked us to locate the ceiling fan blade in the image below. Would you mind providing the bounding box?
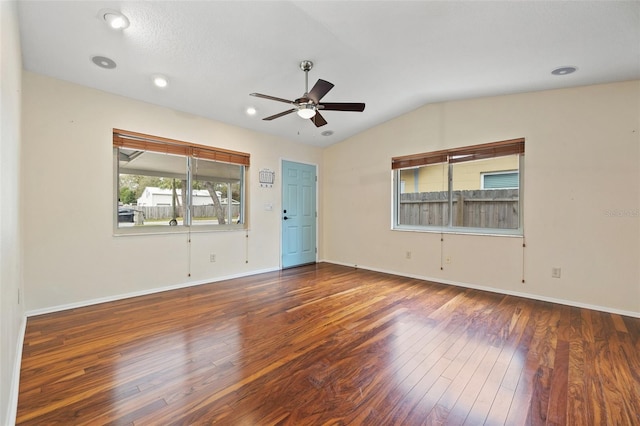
[263,109,297,121]
[319,102,366,112]
[311,111,328,127]
[307,79,334,103]
[250,93,295,105]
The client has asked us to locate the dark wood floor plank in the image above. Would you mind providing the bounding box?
[566,307,589,426]
[592,311,640,425]
[16,263,640,425]
[503,304,544,425]
[546,339,569,425]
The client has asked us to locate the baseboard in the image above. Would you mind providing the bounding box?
[324,260,640,319]
[25,267,280,317]
[6,315,26,426]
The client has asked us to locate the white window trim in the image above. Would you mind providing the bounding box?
[392,156,524,236]
[114,149,247,235]
[480,170,519,190]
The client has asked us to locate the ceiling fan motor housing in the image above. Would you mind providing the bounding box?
[298,102,315,110]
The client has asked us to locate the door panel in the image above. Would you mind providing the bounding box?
[282,160,316,268]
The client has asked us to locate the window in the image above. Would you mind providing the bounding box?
[482,171,519,189]
[114,129,249,232]
[392,138,524,234]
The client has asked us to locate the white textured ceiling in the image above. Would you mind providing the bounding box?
[17,1,640,147]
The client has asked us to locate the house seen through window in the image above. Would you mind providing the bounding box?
[392,138,524,234]
[114,130,249,232]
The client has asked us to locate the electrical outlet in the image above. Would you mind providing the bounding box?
[210,253,216,263]
[552,267,561,278]
[406,251,412,260]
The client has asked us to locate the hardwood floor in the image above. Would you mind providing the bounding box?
[17,263,640,425]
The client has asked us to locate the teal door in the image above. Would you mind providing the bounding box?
[282,160,317,268]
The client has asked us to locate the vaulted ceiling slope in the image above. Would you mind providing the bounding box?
[17,1,640,147]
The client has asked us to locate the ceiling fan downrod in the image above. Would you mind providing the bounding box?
[300,60,313,95]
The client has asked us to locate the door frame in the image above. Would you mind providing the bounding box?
[280,158,319,269]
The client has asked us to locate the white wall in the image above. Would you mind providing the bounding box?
[0,2,25,424]
[323,81,640,316]
[21,72,323,312]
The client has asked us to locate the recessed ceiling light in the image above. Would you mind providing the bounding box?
[91,55,116,69]
[99,9,130,30]
[321,130,334,137]
[551,66,578,76]
[246,107,257,116]
[152,75,168,88]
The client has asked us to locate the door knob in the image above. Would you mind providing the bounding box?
[283,216,289,220]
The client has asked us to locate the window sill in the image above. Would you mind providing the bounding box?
[392,225,523,238]
[113,224,247,237]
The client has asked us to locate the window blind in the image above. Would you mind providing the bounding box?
[113,129,250,166]
[392,138,524,170]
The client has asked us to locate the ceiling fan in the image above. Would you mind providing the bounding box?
[250,60,365,127]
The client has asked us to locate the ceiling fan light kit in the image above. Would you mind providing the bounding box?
[297,105,316,119]
[250,60,365,128]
